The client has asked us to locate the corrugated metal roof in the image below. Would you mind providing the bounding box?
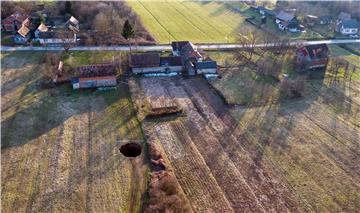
[74,63,118,77]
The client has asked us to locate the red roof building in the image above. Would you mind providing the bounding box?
[1,12,28,32]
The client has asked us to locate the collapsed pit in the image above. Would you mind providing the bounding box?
[120,143,142,157]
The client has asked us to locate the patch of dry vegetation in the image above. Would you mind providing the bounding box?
[1,52,147,213]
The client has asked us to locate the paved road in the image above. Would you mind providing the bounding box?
[1,39,360,52]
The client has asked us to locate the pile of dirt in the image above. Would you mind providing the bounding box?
[145,106,183,119]
[145,143,193,213]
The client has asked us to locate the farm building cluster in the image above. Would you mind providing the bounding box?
[130,41,218,76]
[251,5,359,36]
[1,10,79,45]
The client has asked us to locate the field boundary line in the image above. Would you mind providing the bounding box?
[136,0,176,42]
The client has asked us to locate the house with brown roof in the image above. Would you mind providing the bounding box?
[33,16,79,45]
[1,12,28,32]
[296,44,329,70]
[71,63,118,89]
[34,23,49,37]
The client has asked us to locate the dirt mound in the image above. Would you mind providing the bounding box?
[120,143,142,157]
[146,106,183,119]
[145,143,193,213]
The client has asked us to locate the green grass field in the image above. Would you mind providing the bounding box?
[127,0,260,43]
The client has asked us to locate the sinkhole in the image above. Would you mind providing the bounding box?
[120,143,142,157]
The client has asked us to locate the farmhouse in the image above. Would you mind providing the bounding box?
[130,53,183,74]
[34,23,49,37]
[71,63,118,89]
[33,16,79,45]
[1,12,28,32]
[130,41,217,76]
[14,24,31,44]
[275,11,300,32]
[296,44,329,70]
[337,19,358,35]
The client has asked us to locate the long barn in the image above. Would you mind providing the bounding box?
[71,63,118,89]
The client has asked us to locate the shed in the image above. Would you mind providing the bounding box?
[195,61,217,74]
[171,41,191,55]
[71,63,118,89]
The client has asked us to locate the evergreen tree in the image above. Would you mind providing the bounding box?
[122,20,135,40]
[65,1,72,14]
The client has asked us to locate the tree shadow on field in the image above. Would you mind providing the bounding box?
[1,84,128,149]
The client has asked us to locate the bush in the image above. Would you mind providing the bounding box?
[280,77,306,99]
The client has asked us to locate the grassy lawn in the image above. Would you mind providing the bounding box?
[1,52,147,213]
[127,0,264,43]
[62,51,124,67]
[208,48,360,105]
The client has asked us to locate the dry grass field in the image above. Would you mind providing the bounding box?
[129,73,360,212]
[1,52,147,213]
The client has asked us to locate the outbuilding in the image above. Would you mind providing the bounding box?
[296,44,329,70]
[71,63,118,89]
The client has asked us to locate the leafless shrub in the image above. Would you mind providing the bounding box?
[280,77,307,99]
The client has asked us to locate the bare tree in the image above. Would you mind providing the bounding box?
[58,30,76,52]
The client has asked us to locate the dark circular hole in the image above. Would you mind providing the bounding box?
[120,143,142,157]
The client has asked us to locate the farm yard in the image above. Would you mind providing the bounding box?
[126,0,264,43]
[1,52,147,213]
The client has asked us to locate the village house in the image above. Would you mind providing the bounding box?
[71,63,118,89]
[130,53,183,74]
[130,41,217,76]
[275,10,301,32]
[296,44,329,70]
[194,61,217,74]
[318,16,332,25]
[34,22,49,38]
[1,12,28,32]
[14,24,31,44]
[256,6,276,18]
[337,19,358,36]
[33,16,79,45]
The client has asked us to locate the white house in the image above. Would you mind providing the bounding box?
[339,19,358,35]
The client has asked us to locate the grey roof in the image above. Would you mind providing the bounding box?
[342,19,359,29]
[130,53,160,68]
[338,12,351,21]
[257,6,276,16]
[195,61,217,69]
[171,41,191,52]
[276,11,295,22]
[160,56,182,66]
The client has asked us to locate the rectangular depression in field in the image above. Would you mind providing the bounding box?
[126,1,253,43]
